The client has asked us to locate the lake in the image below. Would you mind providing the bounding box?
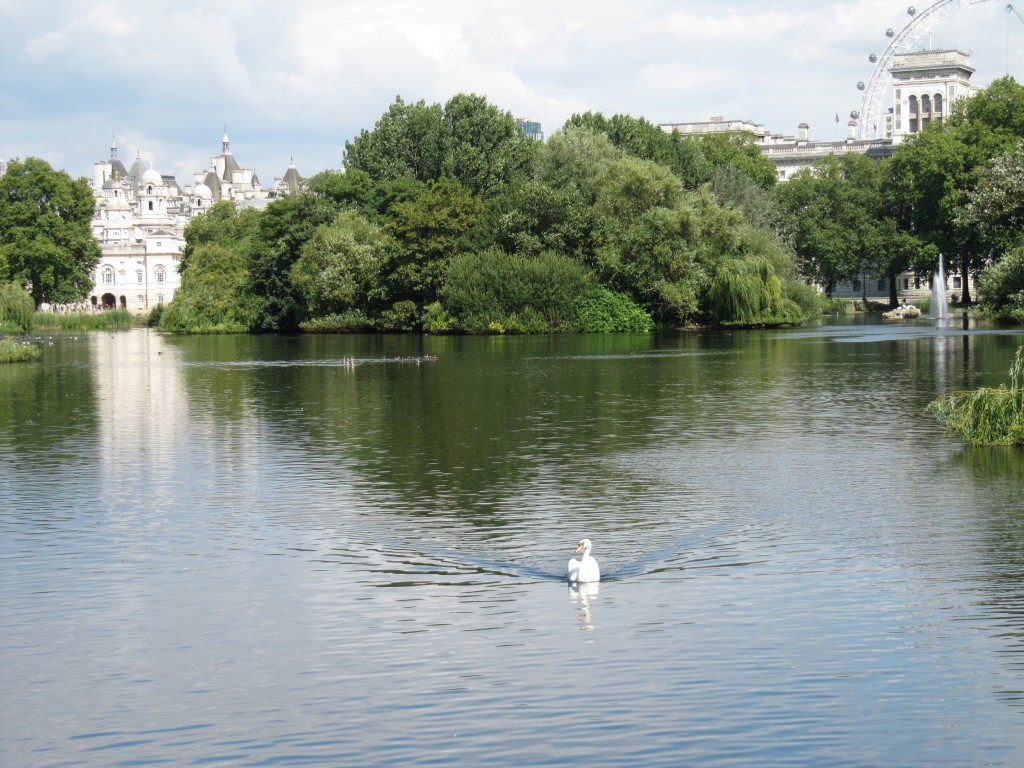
[2,318,1024,767]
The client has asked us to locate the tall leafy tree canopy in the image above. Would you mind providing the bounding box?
[884,76,1024,301]
[343,94,534,198]
[0,157,100,308]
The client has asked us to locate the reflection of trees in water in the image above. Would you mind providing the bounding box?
[168,328,1024,536]
[0,339,98,466]
[949,445,1024,707]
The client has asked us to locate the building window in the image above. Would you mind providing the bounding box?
[148,201,154,211]
[157,294,165,305]
[914,276,921,289]
[877,279,886,291]
[934,93,943,114]
[852,279,862,292]
[953,276,962,289]
[155,266,166,283]
[137,294,145,308]
[102,267,115,284]
[136,270,143,283]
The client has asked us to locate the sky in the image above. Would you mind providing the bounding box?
[2,0,1023,187]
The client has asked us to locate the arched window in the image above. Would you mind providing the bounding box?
[148,201,154,211]
[156,294,165,305]
[137,295,145,308]
[908,95,920,133]
[102,266,115,284]
[155,266,166,283]
[922,94,931,115]
[934,93,944,114]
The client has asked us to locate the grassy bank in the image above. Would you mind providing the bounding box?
[0,338,41,363]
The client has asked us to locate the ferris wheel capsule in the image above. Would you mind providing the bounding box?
[908,6,916,16]
[886,28,895,37]
[869,53,878,63]
[857,81,866,90]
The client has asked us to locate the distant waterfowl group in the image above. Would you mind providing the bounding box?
[337,354,439,368]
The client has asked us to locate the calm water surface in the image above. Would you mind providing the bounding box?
[3,319,1024,766]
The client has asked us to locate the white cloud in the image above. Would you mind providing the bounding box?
[1,0,1022,181]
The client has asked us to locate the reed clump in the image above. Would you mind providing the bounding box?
[33,309,134,331]
[928,345,1024,445]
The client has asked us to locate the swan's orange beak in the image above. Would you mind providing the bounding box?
[575,543,584,553]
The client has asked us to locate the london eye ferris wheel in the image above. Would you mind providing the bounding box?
[855,0,1024,140]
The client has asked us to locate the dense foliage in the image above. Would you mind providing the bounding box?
[929,345,1024,445]
[769,76,1024,314]
[884,77,1024,305]
[0,158,101,309]
[0,282,35,333]
[163,92,811,334]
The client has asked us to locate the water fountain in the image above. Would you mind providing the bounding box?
[931,253,948,320]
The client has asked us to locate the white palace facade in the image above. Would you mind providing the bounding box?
[88,132,303,312]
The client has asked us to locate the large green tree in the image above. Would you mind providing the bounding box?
[245,193,339,331]
[383,177,481,324]
[291,209,394,322]
[775,153,913,302]
[343,93,535,198]
[884,76,1024,302]
[959,141,1024,255]
[0,157,100,308]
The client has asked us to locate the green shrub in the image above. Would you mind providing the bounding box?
[442,248,595,332]
[0,283,35,334]
[977,247,1024,322]
[299,310,373,333]
[572,288,654,332]
[376,300,419,332]
[422,302,457,333]
[146,303,165,328]
[0,338,41,363]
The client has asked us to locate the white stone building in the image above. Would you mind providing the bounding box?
[88,132,303,312]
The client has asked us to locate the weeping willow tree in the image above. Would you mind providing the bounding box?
[705,256,805,327]
[928,345,1024,445]
[0,282,34,334]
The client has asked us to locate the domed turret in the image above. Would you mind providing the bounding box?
[142,165,163,187]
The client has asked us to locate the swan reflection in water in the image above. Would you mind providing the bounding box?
[569,581,600,631]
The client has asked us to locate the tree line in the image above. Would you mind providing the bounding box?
[3,81,1024,333]
[159,94,813,333]
[774,76,1024,320]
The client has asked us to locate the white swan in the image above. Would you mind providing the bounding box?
[567,538,600,583]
